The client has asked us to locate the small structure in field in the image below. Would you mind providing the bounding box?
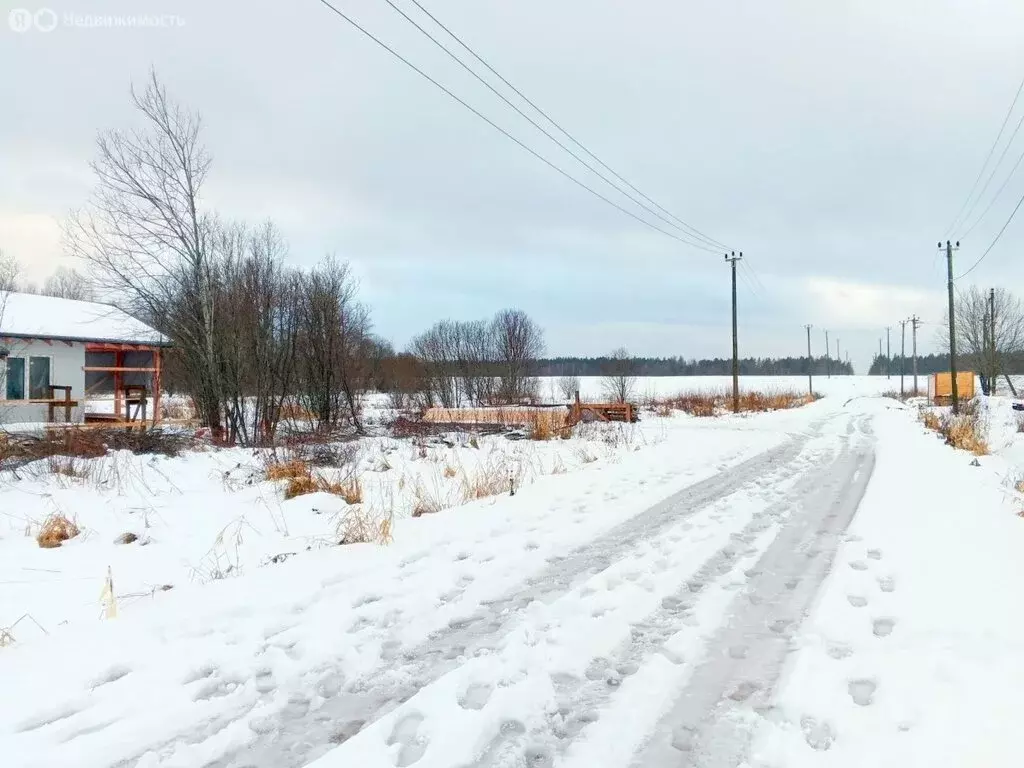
[422,406,568,434]
[0,292,169,426]
[928,371,976,406]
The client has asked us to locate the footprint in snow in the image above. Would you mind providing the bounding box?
[867,548,883,560]
[847,595,868,608]
[873,617,896,637]
[848,679,877,706]
[458,682,493,710]
[826,643,853,660]
[388,713,428,767]
[877,576,895,593]
[800,716,835,751]
[849,560,869,571]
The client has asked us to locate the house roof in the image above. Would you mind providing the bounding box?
[0,292,169,346]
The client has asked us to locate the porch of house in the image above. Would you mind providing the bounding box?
[82,343,163,426]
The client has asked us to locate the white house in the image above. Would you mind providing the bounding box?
[0,292,169,425]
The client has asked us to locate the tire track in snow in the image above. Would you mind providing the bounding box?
[198,426,819,768]
[621,416,875,768]
[463,425,851,768]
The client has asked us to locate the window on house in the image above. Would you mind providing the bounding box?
[5,357,25,400]
[29,357,51,400]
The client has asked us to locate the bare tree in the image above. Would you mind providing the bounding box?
[42,266,94,301]
[601,347,637,403]
[937,286,1024,393]
[296,256,372,432]
[491,308,544,404]
[557,373,581,401]
[63,71,224,431]
[0,249,17,321]
[217,222,300,444]
[410,320,459,408]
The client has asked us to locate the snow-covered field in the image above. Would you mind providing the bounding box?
[537,374,899,401]
[3,376,1024,768]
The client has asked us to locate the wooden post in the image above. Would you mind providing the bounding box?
[152,347,162,426]
[113,350,123,420]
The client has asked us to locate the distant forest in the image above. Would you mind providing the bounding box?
[868,352,1024,376]
[536,356,854,377]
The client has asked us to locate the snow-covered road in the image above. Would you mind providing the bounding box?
[294,410,873,768]
[9,388,1024,768]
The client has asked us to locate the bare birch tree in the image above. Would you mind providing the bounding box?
[64,70,224,431]
[602,347,637,403]
[492,308,544,404]
[43,266,94,301]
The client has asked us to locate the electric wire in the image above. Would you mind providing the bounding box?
[400,0,731,251]
[313,0,720,252]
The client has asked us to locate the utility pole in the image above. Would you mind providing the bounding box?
[878,338,883,374]
[824,330,831,378]
[990,288,998,395]
[805,324,814,396]
[910,315,921,397]
[900,320,907,396]
[725,252,742,413]
[836,337,840,374]
[939,240,960,414]
[886,326,891,379]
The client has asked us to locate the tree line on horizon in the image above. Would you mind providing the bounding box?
[536,355,854,377]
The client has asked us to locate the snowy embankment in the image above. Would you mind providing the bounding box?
[751,395,1024,767]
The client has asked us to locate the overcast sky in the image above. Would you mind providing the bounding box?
[3,0,1024,370]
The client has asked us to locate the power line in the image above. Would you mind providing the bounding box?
[400,0,730,252]
[312,0,721,252]
[957,186,1024,278]
[944,73,1024,237]
[962,138,1024,237]
[957,109,1024,235]
[379,0,721,252]
[741,258,767,293]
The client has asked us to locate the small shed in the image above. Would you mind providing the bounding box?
[0,292,169,425]
[928,371,976,406]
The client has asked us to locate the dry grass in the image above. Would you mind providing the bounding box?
[529,414,556,441]
[338,504,393,546]
[47,455,89,478]
[265,458,310,482]
[265,456,362,503]
[279,402,314,421]
[941,415,989,455]
[443,464,458,478]
[1017,413,1024,433]
[649,389,815,418]
[36,514,80,549]
[920,407,989,456]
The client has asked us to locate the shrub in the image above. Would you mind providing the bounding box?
[37,514,80,549]
[47,455,88,478]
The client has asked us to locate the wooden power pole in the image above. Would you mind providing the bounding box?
[836,337,840,374]
[824,330,831,378]
[900,319,907,396]
[910,314,921,397]
[939,240,960,414]
[725,252,742,413]
[886,326,891,379]
[990,288,997,395]
[805,324,814,396]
